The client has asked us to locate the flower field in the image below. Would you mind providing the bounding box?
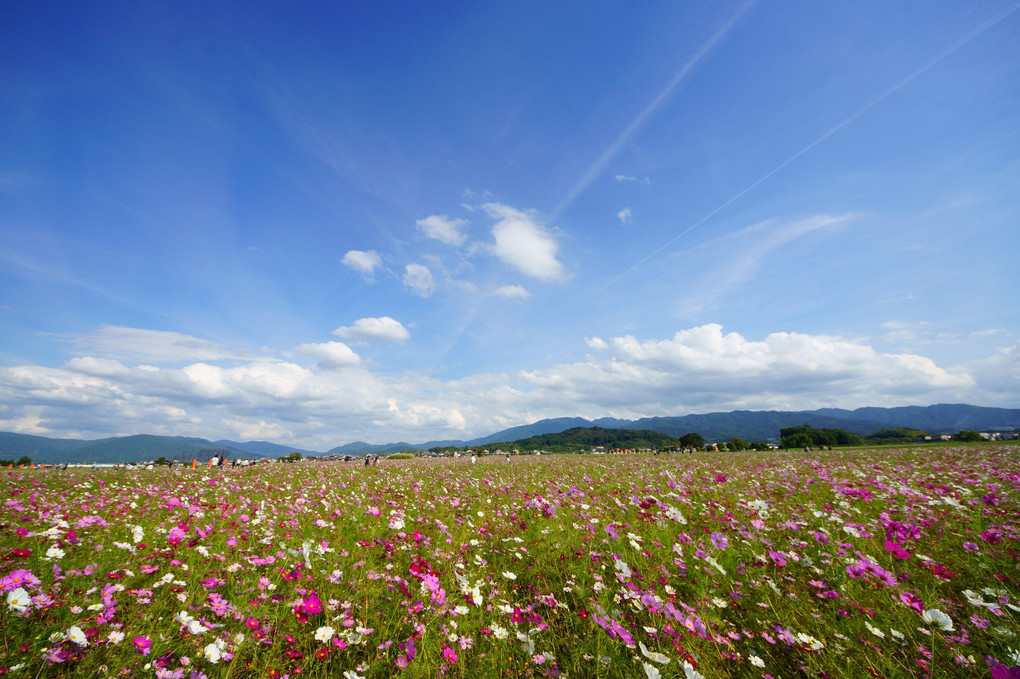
[2,446,1019,678]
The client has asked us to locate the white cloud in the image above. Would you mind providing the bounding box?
[1,324,1015,450]
[669,214,852,313]
[882,320,930,343]
[416,215,468,246]
[333,317,410,343]
[483,203,565,282]
[222,418,293,442]
[403,264,436,297]
[614,175,650,184]
[493,284,531,300]
[342,250,382,277]
[617,207,632,224]
[66,326,232,363]
[293,342,362,370]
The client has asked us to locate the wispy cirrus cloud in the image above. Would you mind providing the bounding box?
[65,325,235,363]
[554,0,756,218]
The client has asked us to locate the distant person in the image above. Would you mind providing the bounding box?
[209,455,219,469]
[471,453,477,464]
[364,455,370,467]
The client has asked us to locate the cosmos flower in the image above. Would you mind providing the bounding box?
[315,626,335,643]
[67,626,88,646]
[921,608,954,631]
[133,636,152,655]
[202,642,222,664]
[6,587,31,613]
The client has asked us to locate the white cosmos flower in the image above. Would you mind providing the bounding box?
[866,622,885,638]
[45,545,65,560]
[315,626,335,643]
[67,626,88,646]
[682,661,706,679]
[639,641,670,664]
[749,654,765,667]
[642,662,662,679]
[202,643,221,663]
[796,632,824,650]
[502,571,517,580]
[921,608,954,631]
[187,620,209,635]
[108,631,125,644]
[6,587,30,613]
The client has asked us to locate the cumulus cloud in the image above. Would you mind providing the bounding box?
[0,323,1015,450]
[333,317,410,343]
[483,203,565,282]
[493,284,531,300]
[566,324,974,409]
[617,207,632,224]
[403,264,436,297]
[416,215,468,246]
[222,418,293,441]
[342,250,382,277]
[293,342,362,370]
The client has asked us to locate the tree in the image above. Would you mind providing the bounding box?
[728,437,750,451]
[956,430,983,442]
[679,432,705,450]
[17,455,32,467]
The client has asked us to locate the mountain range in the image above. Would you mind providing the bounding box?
[1,403,1016,464]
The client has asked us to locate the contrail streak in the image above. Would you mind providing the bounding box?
[552,0,757,221]
[597,2,1020,293]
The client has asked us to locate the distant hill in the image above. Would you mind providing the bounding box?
[0,433,266,465]
[465,417,594,446]
[2,404,1016,463]
[458,404,1019,447]
[811,404,1020,433]
[214,440,318,458]
[325,441,416,457]
[510,426,680,453]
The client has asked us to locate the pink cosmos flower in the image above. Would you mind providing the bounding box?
[134,635,152,655]
[899,591,924,613]
[884,540,911,560]
[441,645,458,664]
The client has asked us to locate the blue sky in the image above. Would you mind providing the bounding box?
[1,1,1018,448]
